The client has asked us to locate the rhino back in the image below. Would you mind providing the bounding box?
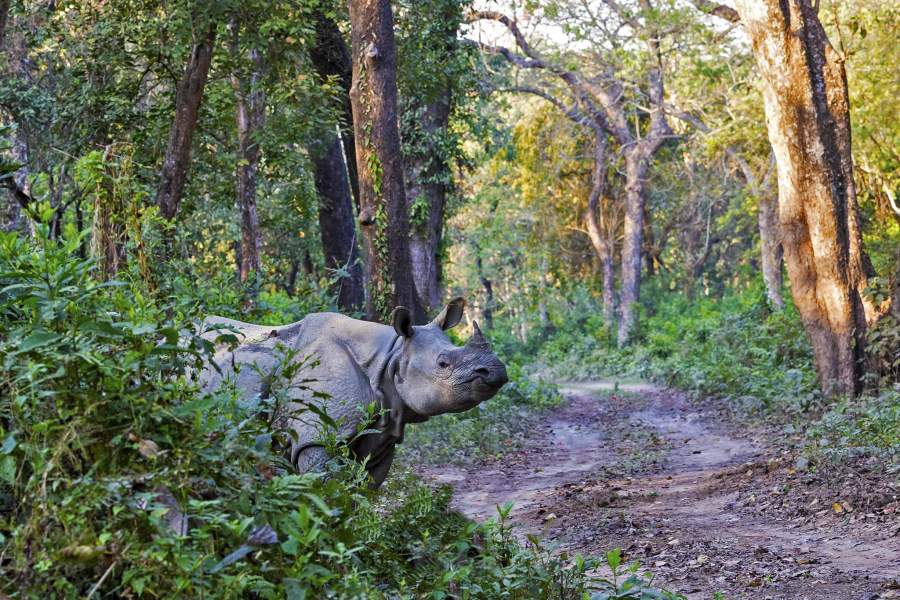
[198,312,396,443]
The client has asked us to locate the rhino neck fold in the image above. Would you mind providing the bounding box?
[371,334,428,445]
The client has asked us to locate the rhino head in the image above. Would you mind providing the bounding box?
[388,298,508,418]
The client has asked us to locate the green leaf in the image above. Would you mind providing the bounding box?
[0,455,15,485]
[16,330,60,353]
[0,433,16,455]
[606,547,622,571]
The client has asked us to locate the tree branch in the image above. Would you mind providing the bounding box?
[495,85,593,129]
[689,0,740,23]
[466,10,622,141]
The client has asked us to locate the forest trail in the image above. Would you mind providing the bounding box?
[419,382,900,600]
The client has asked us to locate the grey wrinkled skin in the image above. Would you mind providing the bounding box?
[196,298,507,487]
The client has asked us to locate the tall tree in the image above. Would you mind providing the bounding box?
[397,0,467,316]
[697,0,876,395]
[309,11,365,312]
[468,5,674,344]
[229,22,266,295]
[156,21,217,222]
[583,130,618,326]
[347,0,419,322]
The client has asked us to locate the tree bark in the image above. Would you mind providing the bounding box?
[732,0,872,396]
[156,23,216,221]
[311,11,360,205]
[0,0,9,49]
[405,95,452,316]
[309,12,365,312]
[476,253,494,330]
[618,149,650,346]
[312,130,365,312]
[348,0,418,322]
[758,194,784,309]
[583,131,617,330]
[231,42,265,293]
[616,50,671,347]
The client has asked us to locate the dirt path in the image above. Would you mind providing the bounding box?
[419,382,900,599]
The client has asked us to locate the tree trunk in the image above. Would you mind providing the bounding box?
[0,0,9,50]
[618,149,649,346]
[311,11,360,205]
[312,130,365,312]
[156,23,216,221]
[406,96,452,317]
[758,194,784,309]
[348,0,418,322]
[231,43,265,295]
[476,254,494,330]
[90,151,126,279]
[5,122,30,233]
[733,0,872,396]
[309,13,365,312]
[583,131,617,330]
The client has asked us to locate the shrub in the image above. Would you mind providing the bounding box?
[2,227,668,598]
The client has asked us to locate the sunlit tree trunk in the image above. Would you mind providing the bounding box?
[156,22,216,222]
[348,0,418,322]
[583,132,617,330]
[758,194,784,309]
[733,0,873,396]
[230,40,265,294]
[618,149,650,346]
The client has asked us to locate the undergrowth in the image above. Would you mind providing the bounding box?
[0,226,681,598]
[524,281,899,472]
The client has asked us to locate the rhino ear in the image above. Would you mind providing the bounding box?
[391,306,414,338]
[432,297,466,331]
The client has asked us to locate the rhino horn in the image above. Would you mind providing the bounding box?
[466,321,491,351]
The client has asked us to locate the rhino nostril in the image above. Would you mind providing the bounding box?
[474,367,490,377]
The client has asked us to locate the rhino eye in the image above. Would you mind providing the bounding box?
[437,357,450,369]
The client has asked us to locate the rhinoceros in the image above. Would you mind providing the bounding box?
[197,298,507,486]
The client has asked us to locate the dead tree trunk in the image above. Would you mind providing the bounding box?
[310,12,365,312]
[348,0,418,322]
[156,23,216,221]
[732,0,873,396]
[230,38,265,294]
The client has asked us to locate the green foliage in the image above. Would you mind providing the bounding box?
[532,282,820,413]
[0,228,614,598]
[588,548,685,600]
[402,364,563,465]
[805,391,900,472]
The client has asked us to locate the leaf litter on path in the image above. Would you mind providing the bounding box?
[416,382,900,600]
